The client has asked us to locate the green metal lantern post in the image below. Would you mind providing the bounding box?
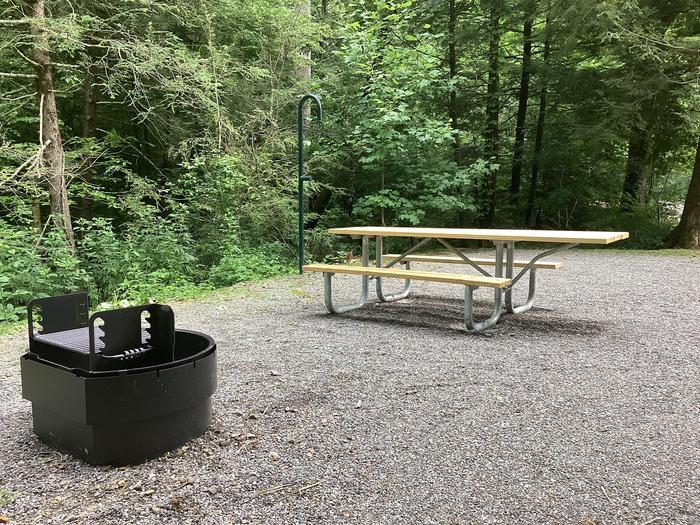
[297,94,322,274]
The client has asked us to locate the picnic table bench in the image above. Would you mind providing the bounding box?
[303,227,629,332]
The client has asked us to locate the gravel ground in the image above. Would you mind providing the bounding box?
[0,251,699,525]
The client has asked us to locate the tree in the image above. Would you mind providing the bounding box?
[481,0,501,227]
[447,0,460,164]
[622,110,653,205]
[30,0,74,248]
[296,0,312,82]
[616,0,687,206]
[665,135,700,249]
[80,54,98,219]
[510,1,534,197]
[525,9,551,225]
[1,0,700,326]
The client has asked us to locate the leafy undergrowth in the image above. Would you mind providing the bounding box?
[0,266,295,337]
[0,216,296,326]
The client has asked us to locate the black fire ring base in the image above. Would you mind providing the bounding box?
[21,330,216,466]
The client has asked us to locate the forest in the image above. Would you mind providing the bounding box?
[0,0,698,324]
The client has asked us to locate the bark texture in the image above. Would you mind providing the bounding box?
[296,1,312,80]
[81,59,97,218]
[525,13,550,225]
[481,0,500,227]
[31,0,74,247]
[665,135,700,249]
[448,0,460,164]
[510,10,533,196]
[622,122,652,205]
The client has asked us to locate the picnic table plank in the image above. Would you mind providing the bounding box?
[382,254,564,269]
[328,226,629,244]
[302,264,511,288]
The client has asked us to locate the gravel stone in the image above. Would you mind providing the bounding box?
[0,251,698,524]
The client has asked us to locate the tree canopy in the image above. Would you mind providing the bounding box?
[0,0,698,322]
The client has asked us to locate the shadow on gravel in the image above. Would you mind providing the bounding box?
[306,295,608,338]
[308,300,487,336]
[504,315,609,337]
[408,293,494,307]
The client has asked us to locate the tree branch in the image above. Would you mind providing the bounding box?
[0,18,32,26]
[0,71,36,78]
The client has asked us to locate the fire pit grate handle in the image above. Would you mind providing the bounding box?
[88,304,174,370]
[100,345,154,361]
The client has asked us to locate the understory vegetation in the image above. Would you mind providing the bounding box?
[0,0,698,324]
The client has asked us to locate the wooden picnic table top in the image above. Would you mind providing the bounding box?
[328,226,629,245]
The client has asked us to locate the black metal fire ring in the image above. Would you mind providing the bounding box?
[21,294,218,466]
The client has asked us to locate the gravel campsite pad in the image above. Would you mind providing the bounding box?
[1,251,698,524]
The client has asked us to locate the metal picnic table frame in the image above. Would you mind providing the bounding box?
[320,226,629,330]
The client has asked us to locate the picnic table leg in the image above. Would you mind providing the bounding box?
[504,242,538,314]
[322,236,370,314]
[504,242,577,314]
[464,283,503,332]
[462,241,505,331]
[375,236,412,302]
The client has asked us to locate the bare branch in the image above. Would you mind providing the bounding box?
[51,62,81,69]
[0,71,36,78]
[14,46,41,67]
[0,18,32,26]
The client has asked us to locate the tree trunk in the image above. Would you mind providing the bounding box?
[32,199,42,230]
[81,58,97,219]
[480,0,501,227]
[510,8,534,197]
[31,0,74,248]
[622,123,652,206]
[620,5,681,208]
[448,0,460,165]
[296,0,312,112]
[525,12,550,225]
[665,135,700,249]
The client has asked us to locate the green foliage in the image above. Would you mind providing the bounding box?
[75,213,203,304]
[0,0,697,329]
[582,204,677,249]
[0,0,305,325]
[209,245,292,287]
[352,160,491,225]
[0,220,89,322]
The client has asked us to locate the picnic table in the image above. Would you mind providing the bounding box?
[303,227,629,332]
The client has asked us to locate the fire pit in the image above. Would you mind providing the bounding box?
[21,293,217,465]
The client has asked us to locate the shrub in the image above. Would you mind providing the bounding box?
[208,245,292,287]
[582,204,676,249]
[0,220,90,322]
